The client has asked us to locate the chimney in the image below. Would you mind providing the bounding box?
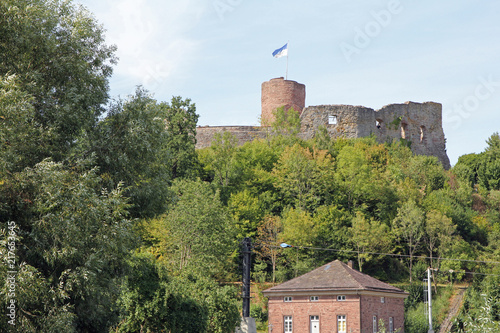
[347,260,354,269]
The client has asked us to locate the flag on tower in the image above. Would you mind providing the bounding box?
[272,43,288,58]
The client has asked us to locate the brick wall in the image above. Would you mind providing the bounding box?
[359,295,405,333]
[261,77,306,125]
[267,294,405,333]
[267,294,361,333]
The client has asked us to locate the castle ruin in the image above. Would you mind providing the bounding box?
[196,77,450,169]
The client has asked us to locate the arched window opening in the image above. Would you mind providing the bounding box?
[420,126,426,143]
[376,119,383,129]
[401,122,408,139]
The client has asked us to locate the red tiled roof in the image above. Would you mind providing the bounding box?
[263,260,406,295]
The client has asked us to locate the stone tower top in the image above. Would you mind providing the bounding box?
[261,77,306,125]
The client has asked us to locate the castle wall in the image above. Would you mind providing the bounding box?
[261,77,305,125]
[195,126,268,149]
[299,101,451,169]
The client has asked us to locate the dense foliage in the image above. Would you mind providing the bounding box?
[0,0,499,332]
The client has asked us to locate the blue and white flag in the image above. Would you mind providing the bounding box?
[272,43,288,58]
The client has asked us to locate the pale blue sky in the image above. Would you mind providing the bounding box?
[78,0,500,166]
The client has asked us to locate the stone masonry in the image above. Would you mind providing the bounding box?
[195,78,451,169]
[261,77,306,125]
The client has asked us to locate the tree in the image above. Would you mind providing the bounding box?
[269,106,301,138]
[164,96,199,179]
[0,160,134,331]
[199,131,240,202]
[478,132,500,190]
[159,179,235,276]
[0,75,44,174]
[0,0,116,164]
[349,212,391,272]
[272,144,335,212]
[424,210,456,291]
[91,88,173,217]
[393,200,425,282]
[425,210,456,267]
[228,189,265,240]
[116,253,240,333]
[256,215,283,283]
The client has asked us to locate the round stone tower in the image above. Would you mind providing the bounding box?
[261,77,306,125]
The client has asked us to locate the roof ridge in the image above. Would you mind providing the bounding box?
[335,260,365,289]
[263,259,406,294]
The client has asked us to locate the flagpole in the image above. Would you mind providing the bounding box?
[285,41,289,80]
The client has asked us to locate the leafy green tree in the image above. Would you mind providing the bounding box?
[393,200,425,282]
[312,205,353,264]
[424,210,456,267]
[167,271,240,333]
[0,160,134,331]
[272,144,335,212]
[228,189,265,240]
[269,106,301,138]
[478,132,500,190]
[199,131,240,201]
[0,76,47,174]
[349,212,391,272]
[0,0,116,164]
[159,179,235,276]
[90,88,173,217]
[116,253,240,333]
[255,215,283,283]
[164,96,199,179]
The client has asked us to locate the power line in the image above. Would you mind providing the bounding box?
[255,241,500,276]
[260,242,500,265]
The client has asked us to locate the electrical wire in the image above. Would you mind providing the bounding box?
[254,241,500,277]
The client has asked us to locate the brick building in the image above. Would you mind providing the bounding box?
[263,260,408,333]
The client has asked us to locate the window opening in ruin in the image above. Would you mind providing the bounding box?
[376,119,383,129]
[328,115,337,125]
[420,126,426,143]
[401,122,408,139]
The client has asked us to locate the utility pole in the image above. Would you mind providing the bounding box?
[427,267,434,333]
[242,237,252,318]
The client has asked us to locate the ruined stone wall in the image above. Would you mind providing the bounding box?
[261,77,305,125]
[195,126,268,149]
[195,78,450,169]
[299,101,451,169]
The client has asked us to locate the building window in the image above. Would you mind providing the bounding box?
[328,115,337,125]
[373,316,377,333]
[310,296,319,301]
[337,295,346,301]
[284,316,293,333]
[284,296,292,302]
[381,297,385,303]
[376,119,383,129]
[389,317,394,333]
[337,315,346,333]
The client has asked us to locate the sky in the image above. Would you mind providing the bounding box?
[77,0,500,166]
